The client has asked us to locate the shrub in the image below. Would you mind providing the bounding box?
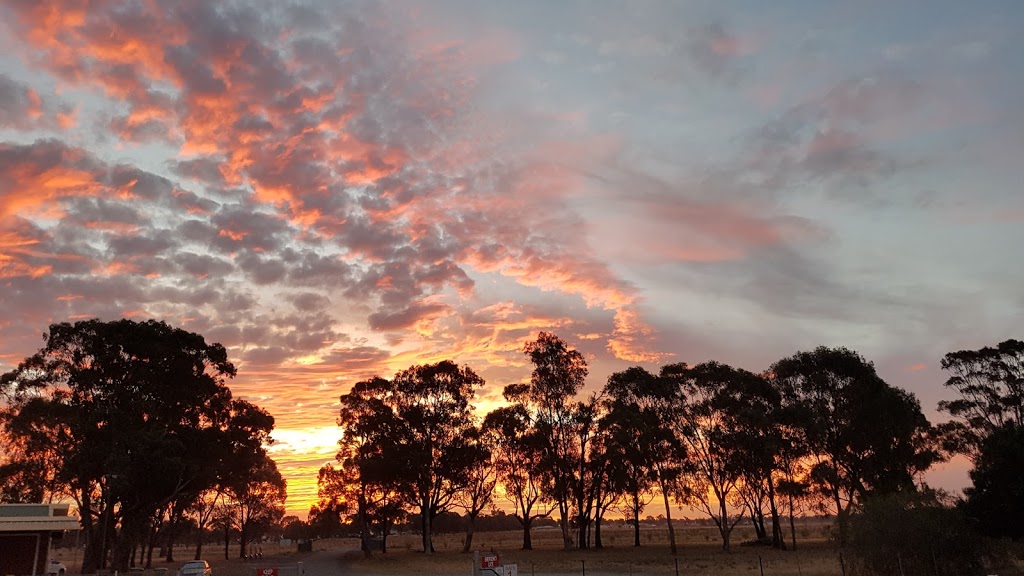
[847,491,989,576]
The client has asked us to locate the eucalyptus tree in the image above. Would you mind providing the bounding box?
[391,361,483,554]
[333,376,409,556]
[506,332,588,550]
[330,361,482,554]
[602,366,682,550]
[771,346,938,545]
[228,455,286,558]
[482,404,551,550]
[0,319,275,572]
[455,425,497,552]
[662,361,760,552]
[938,339,1024,456]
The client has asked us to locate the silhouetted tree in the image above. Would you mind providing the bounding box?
[228,456,286,558]
[663,361,758,552]
[507,332,588,550]
[602,367,670,549]
[771,346,938,545]
[390,361,483,554]
[482,405,552,550]
[0,319,274,573]
[455,426,497,552]
[332,376,408,556]
[938,339,1024,457]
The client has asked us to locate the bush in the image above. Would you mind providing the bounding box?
[847,491,989,576]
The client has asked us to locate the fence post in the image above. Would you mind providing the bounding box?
[897,552,905,576]
[581,560,585,576]
[759,555,764,576]
[839,552,847,576]
[473,551,480,576]
[675,557,680,576]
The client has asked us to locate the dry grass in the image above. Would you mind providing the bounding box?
[51,521,847,576]
[335,522,844,576]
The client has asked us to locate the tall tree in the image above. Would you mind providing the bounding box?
[508,332,588,550]
[771,346,939,545]
[606,366,685,554]
[390,360,482,554]
[482,405,551,550]
[0,319,273,573]
[602,367,669,549]
[938,339,1024,456]
[722,371,787,549]
[332,376,409,557]
[662,361,756,552]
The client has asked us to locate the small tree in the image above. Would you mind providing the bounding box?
[228,456,286,558]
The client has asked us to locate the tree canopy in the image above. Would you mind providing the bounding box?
[0,319,277,572]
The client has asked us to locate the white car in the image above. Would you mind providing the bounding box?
[46,560,67,576]
[177,560,212,576]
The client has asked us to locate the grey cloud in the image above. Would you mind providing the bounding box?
[0,73,43,131]
[368,302,450,331]
[62,197,148,229]
[289,292,331,312]
[236,252,287,285]
[174,251,235,278]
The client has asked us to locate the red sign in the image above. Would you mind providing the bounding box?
[256,568,278,576]
[481,555,500,569]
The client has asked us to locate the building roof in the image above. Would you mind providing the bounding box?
[0,503,81,532]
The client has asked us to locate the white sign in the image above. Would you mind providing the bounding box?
[504,564,518,576]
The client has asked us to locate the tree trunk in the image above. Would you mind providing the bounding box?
[422,504,433,554]
[238,519,248,558]
[559,500,572,550]
[522,518,533,550]
[832,487,846,546]
[80,491,100,574]
[661,485,677,555]
[632,491,642,547]
[165,515,176,563]
[145,524,156,568]
[719,498,731,552]
[113,512,147,571]
[594,515,602,549]
[787,485,798,551]
[463,516,476,553]
[358,491,371,558]
[767,479,785,550]
[223,523,230,560]
[195,533,205,561]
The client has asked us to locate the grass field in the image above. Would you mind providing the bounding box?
[51,521,841,576]
[334,523,845,576]
[50,520,1024,576]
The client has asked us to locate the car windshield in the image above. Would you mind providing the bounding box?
[183,563,206,569]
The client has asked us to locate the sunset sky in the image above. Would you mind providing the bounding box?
[1,1,1022,517]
